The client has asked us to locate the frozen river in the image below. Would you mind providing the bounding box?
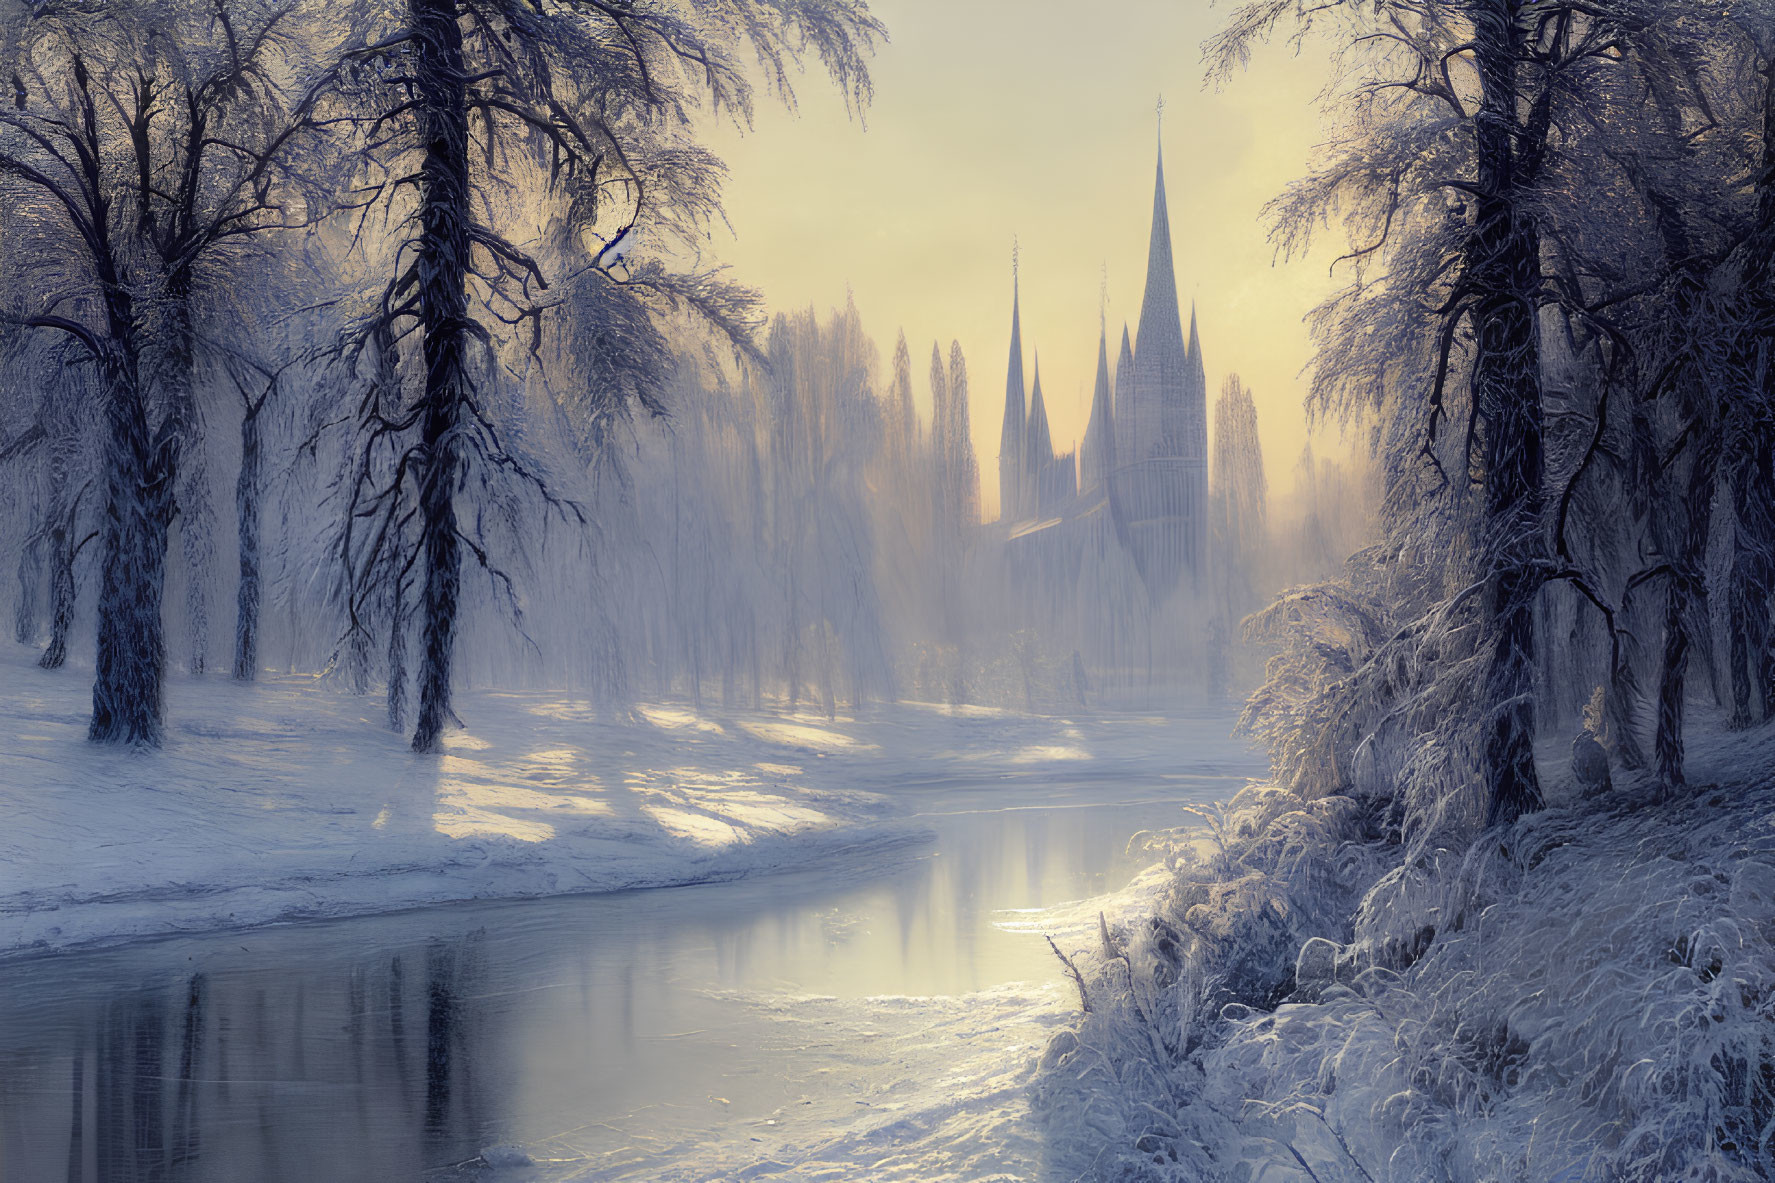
[0,713,1260,1182]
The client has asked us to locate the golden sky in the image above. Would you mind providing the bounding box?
[703,0,1342,519]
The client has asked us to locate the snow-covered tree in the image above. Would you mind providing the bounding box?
[326,0,882,751]
[1216,0,1775,830]
[0,0,342,741]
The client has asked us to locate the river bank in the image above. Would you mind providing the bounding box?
[0,707,1264,1181]
[0,647,1253,960]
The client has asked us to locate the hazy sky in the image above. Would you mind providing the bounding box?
[703,0,1341,518]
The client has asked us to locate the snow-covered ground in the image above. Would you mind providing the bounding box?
[0,647,1242,959]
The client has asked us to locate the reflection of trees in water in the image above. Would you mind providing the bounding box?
[389,953,409,1093]
[890,854,932,969]
[425,942,454,1138]
[23,932,494,1182]
[171,974,204,1170]
[66,1032,84,1183]
[948,815,996,987]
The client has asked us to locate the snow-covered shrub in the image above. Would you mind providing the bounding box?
[1238,575,1392,802]
[1031,780,1396,1179]
[1038,732,1775,1182]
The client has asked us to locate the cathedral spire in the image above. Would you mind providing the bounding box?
[1130,132,1186,473]
[1081,321,1116,496]
[998,251,1027,522]
[1026,352,1054,513]
[1136,136,1183,362]
[1113,321,1135,463]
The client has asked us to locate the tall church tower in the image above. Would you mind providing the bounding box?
[998,267,1027,523]
[1110,135,1209,596]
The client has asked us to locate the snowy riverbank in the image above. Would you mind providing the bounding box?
[1032,719,1775,1181]
[0,648,1249,959]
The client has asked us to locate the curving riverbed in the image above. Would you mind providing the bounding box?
[0,713,1259,1182]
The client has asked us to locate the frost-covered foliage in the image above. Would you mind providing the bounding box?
[1045,0,1775,1177]
[1032,782,1389,1180]
[1210,376,1267,608]
[1225,751,1775,1183]
[466,299,988,714]
[592,302,902,714]
[1038,737,1775,1182]
[0,0,349,741]
[0,0,885,745]
[1224,0,1775,835]
[314,0,884,751]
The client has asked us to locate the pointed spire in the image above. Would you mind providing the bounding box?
[1129,130,1187,476]
[1026,352,1054,497]
[1187,301,1200,363]
[930,338,950,470]
[1082,322,1116,496]
[999,256,1028,522]
[1136,136,1184,365]
[1006,266,1025,404]
[1115,323,1134,400]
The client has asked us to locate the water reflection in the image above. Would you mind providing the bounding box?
[0,787,1233,1181]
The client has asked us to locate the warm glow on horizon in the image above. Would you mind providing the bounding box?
[703,0,1344,518]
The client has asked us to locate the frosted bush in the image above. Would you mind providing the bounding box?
[1036,736,1775,1182]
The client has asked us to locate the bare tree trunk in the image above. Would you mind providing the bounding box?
[1758,451,1775,723]
[1607,658,1646,770]
[347,615,374,694]
[388,518,408,732]
[90,351,177,746]
[1471,6,1548,828]
[1642,177,1713,786]
[231,403,262,681]
[1730,427,1775,730]
[408,0,471,753]
[1746,67,1775,728]
[163,288,213,676]
[1729,69,1775,728]
[84,84,177,743]
[1656,450,1715,787]
[13,526,42,644]
[38,423,80,670]
[1728,448,1763,728]
[39,514,77,670]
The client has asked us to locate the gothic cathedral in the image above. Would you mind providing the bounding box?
[997,140,1209,603]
